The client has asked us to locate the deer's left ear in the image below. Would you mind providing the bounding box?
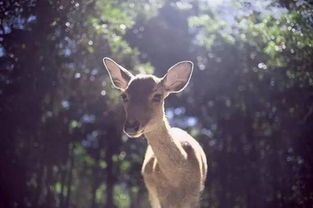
[160,61,193,93]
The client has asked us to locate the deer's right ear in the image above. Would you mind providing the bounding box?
[160,61,193,93]
[103,57,134,90]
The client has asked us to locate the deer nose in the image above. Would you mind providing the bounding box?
[124,120,140,134]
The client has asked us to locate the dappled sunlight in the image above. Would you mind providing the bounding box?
[1,0,313,207]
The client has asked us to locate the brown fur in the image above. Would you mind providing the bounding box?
[103,58,207,208]
[126,76,207,208]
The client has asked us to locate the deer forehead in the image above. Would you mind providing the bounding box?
[126,75,160,99]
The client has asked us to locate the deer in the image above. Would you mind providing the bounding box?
[103,57,207,208]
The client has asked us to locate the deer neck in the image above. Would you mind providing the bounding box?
[143,112,188,180]
[144,116,171,142]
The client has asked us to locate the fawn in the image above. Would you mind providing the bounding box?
[103,57,207,208]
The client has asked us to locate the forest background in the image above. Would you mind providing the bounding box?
[1,0,313,207]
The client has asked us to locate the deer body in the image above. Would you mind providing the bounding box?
[143,126,207,208]
[103,58,207,208]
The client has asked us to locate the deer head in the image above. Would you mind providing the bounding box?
[103,57,193,138]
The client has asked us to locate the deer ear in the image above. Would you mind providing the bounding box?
[161,61,193,93]
[103,57,134,90]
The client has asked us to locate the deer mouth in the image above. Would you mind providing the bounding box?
[124,129,144,138]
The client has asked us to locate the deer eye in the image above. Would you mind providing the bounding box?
[152,93,162,102]
[121,93,128,102]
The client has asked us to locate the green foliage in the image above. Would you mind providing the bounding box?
[189,15,235,47]
[114,185,130,208]
[1,0,313,208]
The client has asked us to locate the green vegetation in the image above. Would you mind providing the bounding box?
[1,0,312,207]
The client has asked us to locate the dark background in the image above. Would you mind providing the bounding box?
[1,0,313,207]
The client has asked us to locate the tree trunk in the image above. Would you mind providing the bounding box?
[65,144,75,208]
